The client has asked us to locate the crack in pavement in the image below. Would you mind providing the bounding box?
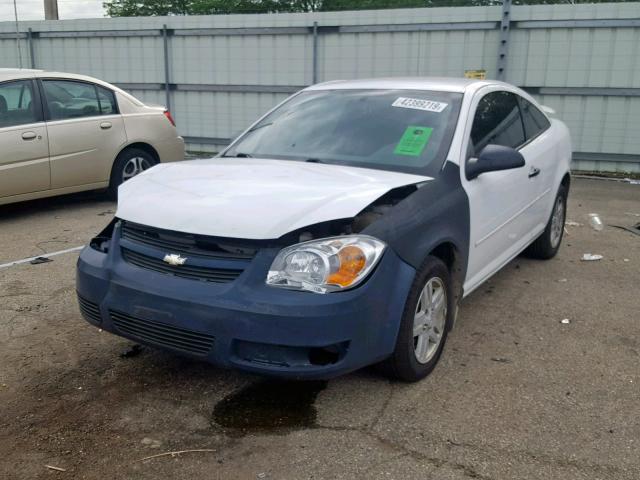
[313,424,493,479]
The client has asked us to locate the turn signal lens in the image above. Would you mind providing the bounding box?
[327,245,366,286]
[266,235,386,294]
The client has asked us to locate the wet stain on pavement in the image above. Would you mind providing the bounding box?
[212,380,327,436]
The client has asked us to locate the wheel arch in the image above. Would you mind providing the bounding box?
[109,142,160,182]
[107,142,161,198]
[116,142,160,164]
[363,161,471,323]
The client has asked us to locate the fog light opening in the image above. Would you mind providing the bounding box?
[308,342,348,366]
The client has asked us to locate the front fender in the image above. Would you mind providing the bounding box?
[363,161,470,298]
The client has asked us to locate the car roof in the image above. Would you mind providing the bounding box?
[0,68,117,87]
[306,77,508,94]
[0,68,43,82]
[0,68,135,98]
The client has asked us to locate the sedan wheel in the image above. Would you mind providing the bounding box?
[109,147,157,199]
[524,184,568,259]
[413,277,447,364]
[379,255,453,382]
[122,156,152,181]
[549,195,565,249]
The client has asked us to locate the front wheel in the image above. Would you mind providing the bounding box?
[380,256,454,382]
[525,184,567,259]
[108,148,156,199]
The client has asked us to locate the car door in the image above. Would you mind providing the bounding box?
[0,79,50,198]
[517,95,556,224]
[41,79,127,189]
[461,89,540,295]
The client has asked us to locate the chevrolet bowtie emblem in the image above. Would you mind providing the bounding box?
[163,254,187,266]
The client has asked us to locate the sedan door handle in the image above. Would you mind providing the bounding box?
[100,122,112,130]
[528,166,541,178]
[21,131,37,140]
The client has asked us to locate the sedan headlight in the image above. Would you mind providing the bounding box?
[266,235,386,294]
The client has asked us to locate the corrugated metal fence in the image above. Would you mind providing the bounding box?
[1,3,639,173]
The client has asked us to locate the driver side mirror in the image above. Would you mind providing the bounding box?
[466,144,525,180]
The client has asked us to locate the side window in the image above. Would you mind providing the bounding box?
[97,86,117,115]
[0,80,39,128]
[470,91,525,156]
[519,97,551,141]
[43,80,102,121]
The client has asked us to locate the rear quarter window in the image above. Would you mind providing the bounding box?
[519,97,551,142]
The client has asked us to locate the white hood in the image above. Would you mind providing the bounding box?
[117,158,431,239]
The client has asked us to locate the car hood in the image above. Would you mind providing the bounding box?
[116,158,431,239]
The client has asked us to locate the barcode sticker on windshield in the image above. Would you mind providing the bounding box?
[392,97,448,113]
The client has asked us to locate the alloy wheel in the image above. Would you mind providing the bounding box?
[413,277,447,364]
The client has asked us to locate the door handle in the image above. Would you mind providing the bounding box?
[21,131,37,140]
[528,166,541,178]
[100,122,112,130]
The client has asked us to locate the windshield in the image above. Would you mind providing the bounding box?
[223,89,463,176]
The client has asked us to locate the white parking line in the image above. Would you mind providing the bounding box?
[0,246,85,270]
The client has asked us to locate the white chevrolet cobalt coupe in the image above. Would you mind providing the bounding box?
[77,78,571,382]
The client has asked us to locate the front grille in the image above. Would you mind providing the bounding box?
[121,248,243,283]
[110,310,214,356]
[121,221,256,261]
[78,294,102,323]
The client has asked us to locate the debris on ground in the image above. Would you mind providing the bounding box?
[558,278,568,283]
[490,357,511,363]
[30,256,53,265]
[581,253,603,261]
[624,212,640,217]
[141,437,162,449]
[623,178,640,185]
[587,213,604,231]
[137,449,217,462]
[120,344,144,358]
[624,259,630,262]
[565,221,582,226]
[561,319,571,324]
[45,465,66,472]
[609,223,640,237]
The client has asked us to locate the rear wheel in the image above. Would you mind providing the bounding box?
[525,184,567,259]
[108,148,156,199]
[380,256,453,382]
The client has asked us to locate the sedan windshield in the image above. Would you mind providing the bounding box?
[223,89,463,175]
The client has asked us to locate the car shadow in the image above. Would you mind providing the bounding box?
[0,189,115,220]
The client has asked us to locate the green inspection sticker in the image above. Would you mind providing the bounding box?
[394,126,433,157]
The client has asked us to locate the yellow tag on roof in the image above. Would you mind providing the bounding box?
[464,69,486,80]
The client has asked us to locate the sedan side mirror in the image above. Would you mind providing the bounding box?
[466,144,525,180]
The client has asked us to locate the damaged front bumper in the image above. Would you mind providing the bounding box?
[76,221,415,379]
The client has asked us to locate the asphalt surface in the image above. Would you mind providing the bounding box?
[0,178,638,480]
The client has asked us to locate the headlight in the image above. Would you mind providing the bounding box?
[266,235,386,294]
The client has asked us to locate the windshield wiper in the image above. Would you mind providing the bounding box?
[223,152,252,158]
[304,158,324,163]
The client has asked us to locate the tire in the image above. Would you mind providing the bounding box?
[525,184,568,260]
[108,148,156,199]
[379,255,454,382]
